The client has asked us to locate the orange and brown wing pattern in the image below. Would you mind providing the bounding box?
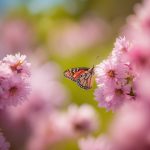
[77,67,95,90]
[64,67,89,82]
[64,66,95,90]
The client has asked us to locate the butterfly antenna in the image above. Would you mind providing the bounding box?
[96,55,100,60]
[91,56,100,68]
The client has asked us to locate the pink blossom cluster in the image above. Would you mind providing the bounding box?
[0,59,70,150]
[26,104,99,150]
[0,53,31,109]
[0,55,99,150]
[94,37,136,111]
[109,101,150,150]
[122,0,150,101]
[79,0,150,150]
[79,102,150,150]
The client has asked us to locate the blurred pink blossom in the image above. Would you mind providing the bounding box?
[0,20,33,58]
[67,104,99,136]
[129,45,150,71]
[30,61,68,109]
[121,0,150,103]
[50,16,110,57]
[6,60,68,124]
[122,0,150,47]
[26,111,71,150]
[26,104,99,150]
[110,101,150,150]
[0,57,69,150]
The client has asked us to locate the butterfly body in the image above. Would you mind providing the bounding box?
[64,66,95,90]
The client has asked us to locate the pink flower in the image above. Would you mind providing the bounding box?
[95,37,136,110]
[95,82,131,111]
[122,0,150,47]
[78,135,114,150]
[26,110,73,150]
[0,75,30,108]
[26,104,99,150]
[3,53,31,77]
[110,101,150,150]
[67,104,99,135]
[129,46,150,71]
[29,104,99,140]
[112,36,131,63]
[1,59,68,149]
[113,36,131,54]
[0,53,31,108]
[95,58,128,85]
[0,133,10,150]
[6,61,68,124]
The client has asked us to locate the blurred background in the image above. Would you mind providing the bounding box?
[0,0,141,150]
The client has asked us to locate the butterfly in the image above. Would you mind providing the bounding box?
[64,66,95,90]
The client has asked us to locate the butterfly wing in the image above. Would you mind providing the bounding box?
[64,67,89,82]
[77,67,95,90]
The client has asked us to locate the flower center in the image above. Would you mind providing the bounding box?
[122,47,127,52]
[138,55,148,66]
[10,61,23,73]
[107,70,116,78]
[73,120,89,133]
[115,88,123,96]
[9,86,18,96]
